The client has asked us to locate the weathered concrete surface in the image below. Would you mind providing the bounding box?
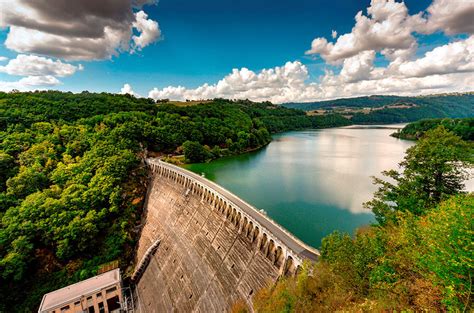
[133,160,319,312]
[150,160,320,262]
[135,175,280,312]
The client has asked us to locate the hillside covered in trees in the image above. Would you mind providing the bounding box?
[251,127,473,312]
[0,91,350,311]
[392,117,474,141]
[283,93,474,124]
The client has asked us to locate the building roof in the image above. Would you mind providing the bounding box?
[39,269,120,312]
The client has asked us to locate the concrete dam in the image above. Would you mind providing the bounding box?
[133,159,319,312]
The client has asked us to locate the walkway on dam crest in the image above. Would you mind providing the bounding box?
[146,158,320,262]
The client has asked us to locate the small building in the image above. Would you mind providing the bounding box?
[38,269,122,313]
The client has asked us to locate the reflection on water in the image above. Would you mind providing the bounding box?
[185,125,468,248]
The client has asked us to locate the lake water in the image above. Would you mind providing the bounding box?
[185,125,415,248]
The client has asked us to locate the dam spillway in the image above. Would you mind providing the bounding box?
[133,159,319,312]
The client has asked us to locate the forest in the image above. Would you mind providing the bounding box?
[0,91,350,311]
[392,117,474,141]
[284,93,474,124]
[250,126,473,312]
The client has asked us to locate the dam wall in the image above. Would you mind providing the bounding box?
[133,159,319,312]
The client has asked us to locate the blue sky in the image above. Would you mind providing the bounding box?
[0,0,472,102]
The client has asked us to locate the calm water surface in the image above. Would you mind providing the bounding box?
[185,126,416,248]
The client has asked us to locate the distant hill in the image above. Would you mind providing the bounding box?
[283,92,474,124]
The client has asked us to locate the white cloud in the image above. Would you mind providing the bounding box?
[0,75,61,92]
[322,35,474,84]
[0,1,161,60]
[321,71,472,99]
[120,83,137,96]
[0,54,82,92]
[19,75,61,86]
[395,36,474,77]
[339,51,376,83]
[132,11,161,51]
[422,0,474,35]
[0,54,82,77]
[331,30,337,39]
[305,0,424,63]
[148,61,312,103]
[305,0,474,65]
[0,56,8,62]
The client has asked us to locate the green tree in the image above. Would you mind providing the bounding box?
[365,126,473,224]
[182,140,210,163]
[417,194,474,309]
[6,165,49,199]
[0,152,16,191]
[0,235,33,281]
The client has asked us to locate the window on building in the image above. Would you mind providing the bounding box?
[106,296,121,311]
[98,302,105,313]
[60,305,70,312]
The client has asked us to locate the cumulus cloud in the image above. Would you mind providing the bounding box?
[18,75,61,86]
[0,54,83,92]
[395,36,474,77]
[322,35,474,84]
[0,75,61,92]
[422,0,474,35]
[339,51,376,83]
[305,0,474,64]
[0,0,161,60]
[0,56,8,62]
[149,62,312,103]
[0,54,82,77]
[132,11,161,51]
[306,0,424,63]
[120,83,137,96]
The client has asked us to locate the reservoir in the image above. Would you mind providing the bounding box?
[185,125,415,248]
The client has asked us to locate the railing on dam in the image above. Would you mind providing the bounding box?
[146,158,320,273]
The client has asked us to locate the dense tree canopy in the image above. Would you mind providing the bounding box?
[393,117,474,141]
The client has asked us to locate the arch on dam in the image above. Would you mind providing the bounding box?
[135,159,319,312]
